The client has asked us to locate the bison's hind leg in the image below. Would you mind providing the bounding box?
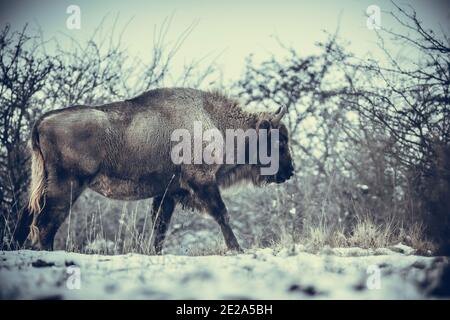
[32,174,86,250]
[11,206,33,249]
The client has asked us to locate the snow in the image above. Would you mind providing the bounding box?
[0,246,448,299]
[389,243,417,255]
[356,184,369,192]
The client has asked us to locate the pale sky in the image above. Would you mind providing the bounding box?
[1,0,449,85]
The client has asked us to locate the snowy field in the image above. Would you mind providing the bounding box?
[1,245,449,299]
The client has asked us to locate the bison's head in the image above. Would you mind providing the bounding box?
[254,106,294,185]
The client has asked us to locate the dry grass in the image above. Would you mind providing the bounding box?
[1,212,436,256]
[347,216,396,248]
[398,222,436,255]
[290,216,434,255]
[0,187,437,256]
[185,239,230,256]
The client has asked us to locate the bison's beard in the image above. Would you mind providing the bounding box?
[217,165,268,188]
[217,164,276,188]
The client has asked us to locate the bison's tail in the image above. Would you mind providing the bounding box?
[27,124,46,245]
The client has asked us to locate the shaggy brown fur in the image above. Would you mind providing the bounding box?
[14,88,294,253]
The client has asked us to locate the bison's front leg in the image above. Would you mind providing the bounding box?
[189,182,242,252]
[151,195,175,254]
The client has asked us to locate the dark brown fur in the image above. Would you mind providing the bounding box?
[13,88,294,253]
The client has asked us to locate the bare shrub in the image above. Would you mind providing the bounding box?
[0,25,53,248]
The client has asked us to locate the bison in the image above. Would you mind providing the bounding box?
[13,88,294,253]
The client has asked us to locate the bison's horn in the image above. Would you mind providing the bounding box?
[272,105,287,126]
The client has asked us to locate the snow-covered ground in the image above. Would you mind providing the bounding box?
[1,245,449,299]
